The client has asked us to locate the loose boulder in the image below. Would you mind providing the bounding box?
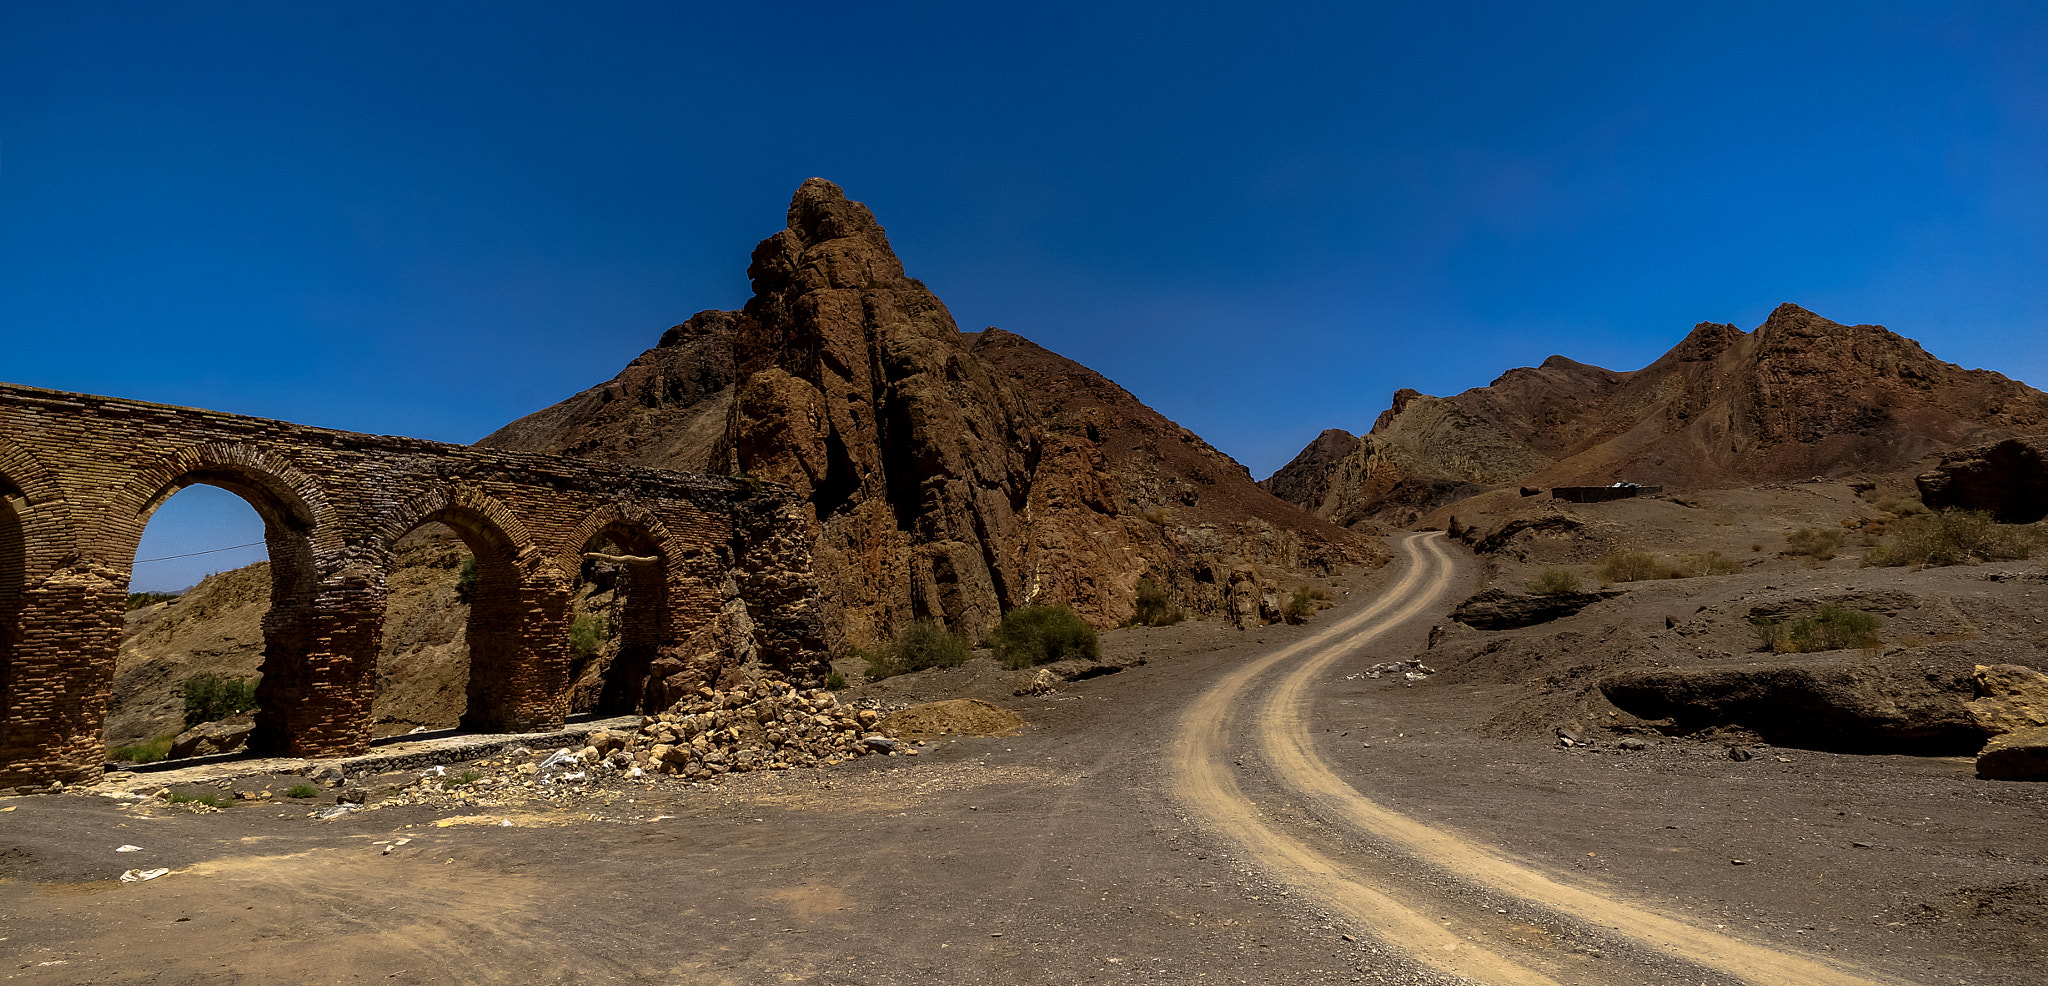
[1599,661,1982,754]
[167,713,255,760]
[1977,726,2048,781]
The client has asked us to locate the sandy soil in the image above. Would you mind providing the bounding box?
[5,517,2046,985]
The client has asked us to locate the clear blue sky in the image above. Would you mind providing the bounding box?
[5,2,2044,591]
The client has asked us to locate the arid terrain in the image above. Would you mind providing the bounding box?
[10,180,2048,984]
[8,488,2046,985]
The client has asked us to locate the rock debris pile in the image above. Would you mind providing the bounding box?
[602,682,910,780]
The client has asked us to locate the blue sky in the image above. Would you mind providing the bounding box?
[5,2,2044,590]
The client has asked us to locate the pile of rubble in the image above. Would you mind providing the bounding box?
[1349,660,1438,683]
[604,680,909,779]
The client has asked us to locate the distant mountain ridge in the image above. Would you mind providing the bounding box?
[483,179,1372,645]
[1265,304,2048,526]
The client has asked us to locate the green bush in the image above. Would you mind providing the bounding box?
[1751,604,1882,654]
[992,605,1100,669]
[456,557,478,603]
[1863,509,2043,568]
[167,790,230,808]
[447,769,483,787]
[181,673,258,728]
[286,783,319,799]
[1280,587,1316,625]
[1597,551,1681,583]
[1525,568,1583,595]
[1129,578,1184,627]
[1783,528,1845,561]
[110,735,175,764]
[568,613,609,660]
[125,591,180,611]
[824,670,848,690]
[862,618,974,679]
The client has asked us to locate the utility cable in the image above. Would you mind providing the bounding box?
[134,540,266,564]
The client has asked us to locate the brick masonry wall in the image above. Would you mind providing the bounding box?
[0,382,827,790]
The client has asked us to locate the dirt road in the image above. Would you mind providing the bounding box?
[1174,532,1897,986]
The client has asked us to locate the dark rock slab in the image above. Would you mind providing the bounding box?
[1453,586,1623,630]
[1599,660,1984,754]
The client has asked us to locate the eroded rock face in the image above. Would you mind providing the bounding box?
[1918,437,2048,524]
[484,180,1373,645]
[1599,660,1983,754]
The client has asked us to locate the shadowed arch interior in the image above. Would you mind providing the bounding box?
[580,523,672,715]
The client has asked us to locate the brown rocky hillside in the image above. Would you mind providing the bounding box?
[1267,303,2048,526]
[483,178,1373,645]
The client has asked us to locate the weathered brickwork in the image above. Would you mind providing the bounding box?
[0,382,827,790]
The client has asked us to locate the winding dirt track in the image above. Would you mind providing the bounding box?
[1171,532,1903,986]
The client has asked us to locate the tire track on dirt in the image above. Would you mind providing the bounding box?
[1173,531,1902,986]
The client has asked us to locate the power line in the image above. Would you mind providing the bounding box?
[134,541,266,564]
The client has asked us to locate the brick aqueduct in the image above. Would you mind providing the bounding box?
[0,382,828,791]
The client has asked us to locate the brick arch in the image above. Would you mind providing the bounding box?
[0,438,80,570]
[370,486,540,573]
[558,502,699,575]
[563,503,705,715]
[109,443,338,570]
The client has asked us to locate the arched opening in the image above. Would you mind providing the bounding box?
[111,476,314,763]
[377,508,533,734]
[568,525,670,716]
[368,522,480,736]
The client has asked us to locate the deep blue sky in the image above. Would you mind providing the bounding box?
[5,2,2044,590]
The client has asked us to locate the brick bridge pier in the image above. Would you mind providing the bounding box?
[0,382,827,790]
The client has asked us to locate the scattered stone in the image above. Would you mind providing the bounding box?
[1729,747,1756,762]
[1617,737,1649,752]
[167,714,256,760]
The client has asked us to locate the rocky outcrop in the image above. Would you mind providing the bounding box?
[1967,664,2048,736]
[485,180,1374,645]
[1271,304,2048,525]
[1452,586,1622,631]
[167,713,255,759]
[1977,727,2048,781]
[1261,429,1360,509]
[1919,437,2048,524]
[1598,660,1984,754]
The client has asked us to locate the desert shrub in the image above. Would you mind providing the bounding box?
[110,735,175,764]
[1141,506,1174,526]
[1597,551,1681,583]
[1864,509,2043,568]
[447,770,484,787]
[568,613,609,660]
[824,670,848,690]
[1682,550,1742,576]
[167,790,230,808]
[1751,604,1883,654]
[1280,588,1316,625]
[455,557,478,603]
[1782,528,1845,561]
[1525,568,1582,595]
[992,605,1100,669]
[286,783,319,799]
[1130,578,1184,627]
[862,618,974,679]
[181,673,258,728]
[125,590,180,611]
